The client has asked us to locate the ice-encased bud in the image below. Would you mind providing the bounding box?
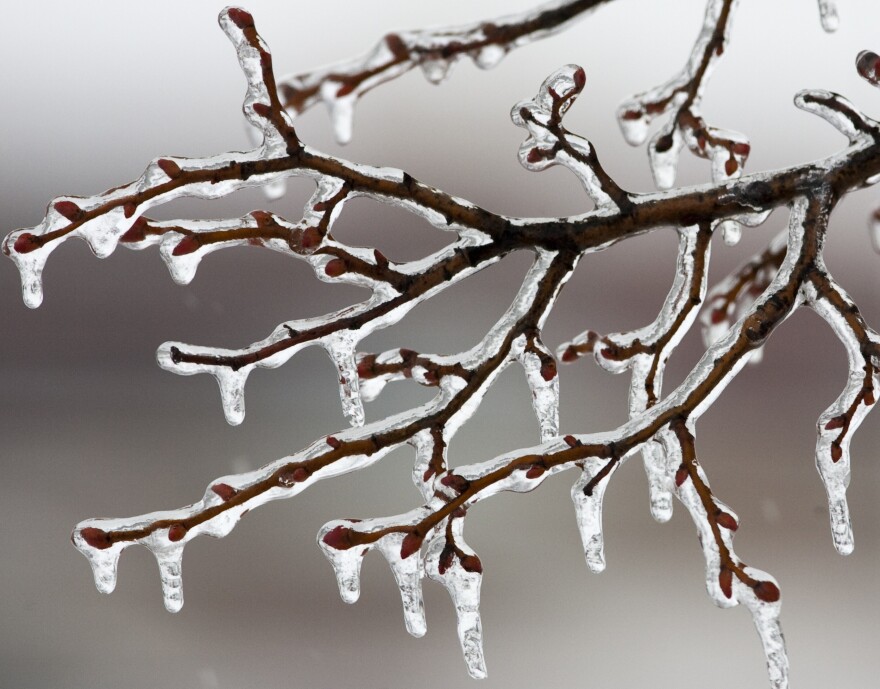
[318,520,372,604]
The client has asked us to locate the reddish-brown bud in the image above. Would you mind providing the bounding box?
[825,415,847,430]
[540,360,557,381]
[525,465,546,479]
[856,50,880,86]
[459,553,483,574]
[13,232,40,254]
[561,346,578,363]
[119,217,148,244]
[753,581,780,603]
[373,249,389,267]
[322,525,353,550]
[252,102,272,118]
[54,200,83,221]
[385,33,408,59]
[864,388,876,406]
[675,463,689,487]
[326,436,342,450]
[564,435,578,448]
[300,227,322,250]
[335,82,356,98]
[719,568,733,599]
[732,142,751,157]
[356,356,375,379]
[526,148,544,164]
[324,258,347,277]
[226,7,254,29]
[716,511,738,531]
[157,159,182,179]
[211,483,239,502]
[172,234,200,256]
[572,67,586,91]
[123,202,137,219]
[168,524,187,542]
[400,531,423,559]
[80,527,113,550]
[830,443,843,462]
[440,474,470,493]
[621,109,642,121]
[725,157,739,177]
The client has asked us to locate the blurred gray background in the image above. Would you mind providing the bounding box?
[1,1,879,687]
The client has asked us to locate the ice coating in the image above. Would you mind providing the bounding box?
[617,0,750,189]
[277,0,602,144]
[13,4,880,687]
[515,337,560,442]
[324,333,366,427]
[424,528,486,680]
[571,458,620,572]
[376,533,427,637]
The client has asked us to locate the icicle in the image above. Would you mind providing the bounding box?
[72,528,125,595]
[159,233,205,285]
[516,339,560,442]
[649,126,683,190]
[410,429,443,501]
[214,368,250,426]
[324,334,365,427]
[317,521,371,604]
[323,83,356,145]
[376,534,427,637]
[817,0,839,32]
[642,439,673,523]
[719,220,742,247]
[739,566,789,689]
[571,458,617,573]
[153,546,185,613]
[425,531,486,679]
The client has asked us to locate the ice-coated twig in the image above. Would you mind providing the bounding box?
[278,0,611,143]
[617,0,751,190]
[9,6,880,687]
[801,269,880,555]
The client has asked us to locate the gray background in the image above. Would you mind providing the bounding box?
[1,1,879,688]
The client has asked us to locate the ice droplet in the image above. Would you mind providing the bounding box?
[817,0,839,32]
[472,44,505,70]
[84,545,122,595]
[618,107,649,146]
[649,127,683,190]
[262,177,287,201]
[420,58,453,85]
[571,459,616,573]
[324,335,365,427]
[719,220,742,246]
[377,534,427,637]
[425,534,486,679]
[153,546,185,613]
[325,90,355,145]
[317,521,370,604]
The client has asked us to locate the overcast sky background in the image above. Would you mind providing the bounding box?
[1,2,879,688]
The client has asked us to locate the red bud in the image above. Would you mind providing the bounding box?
[252,102,272,118]
[168,524,187,542]
[753,581,780,603]
[226,7,254,30]
[540,360,557,381]
[54,200,83,221]
[710,307,727,324]
[322,525,353,550]
[725,157,739,177]
[211,483,238,502]
[326,436,341,449]
[564,435,578,448]
[675,463,689,487]
[621,109,642,121]
[325,258,347,277]
[123,202,137,219]
[172,234,200,256]
[830,443,843,462]
[525,465,546,479]
[301,227,322,249]
[80,527,113,550]
[119,217,148,243]
[440,474,470,493]
[561,346,578,363]
[400,532,423,559]
[13,232,40,254]
[459,553,483,574]
[824,415,846,430]
[438,544,456,574]
[716,511,738,531]
[157,159,181,179]
[572,67,586,91]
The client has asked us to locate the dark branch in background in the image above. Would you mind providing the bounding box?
[5,3,880,688]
